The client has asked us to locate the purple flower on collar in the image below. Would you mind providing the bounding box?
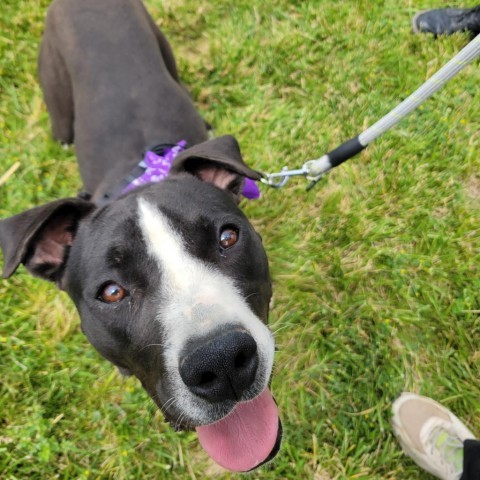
[122,141,187,193]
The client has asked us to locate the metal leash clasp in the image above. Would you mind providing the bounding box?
[260,166,308,188]
[261,162,327,190]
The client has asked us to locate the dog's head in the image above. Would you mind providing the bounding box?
[0,136,280,472]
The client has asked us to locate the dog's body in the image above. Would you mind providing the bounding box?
[39,0,209,203]
[0,0,281,472]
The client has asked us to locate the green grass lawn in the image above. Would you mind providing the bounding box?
[1,0,479,478]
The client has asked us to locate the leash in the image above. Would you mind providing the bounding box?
[261,34,480,190]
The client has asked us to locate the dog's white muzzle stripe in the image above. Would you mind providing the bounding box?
[137,198,274,423]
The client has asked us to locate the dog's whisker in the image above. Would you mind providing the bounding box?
[270,324,290,337]
[161,396,177,412]
[174,410,187,431]
[137,342,166,353]
[146,392,176,424]
[244,291,261,301]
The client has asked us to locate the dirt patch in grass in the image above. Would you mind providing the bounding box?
[468,174,480,200]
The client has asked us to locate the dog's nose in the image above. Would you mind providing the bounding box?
[179,330,258,402]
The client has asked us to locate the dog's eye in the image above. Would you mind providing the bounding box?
[98,283,127,303]
[219,227,238,249]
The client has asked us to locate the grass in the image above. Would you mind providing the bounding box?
[1,0,479,478]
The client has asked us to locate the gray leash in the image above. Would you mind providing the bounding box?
[262,34,480,190]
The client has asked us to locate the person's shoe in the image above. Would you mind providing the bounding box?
[392,392,476,480]
[412,6,480,36]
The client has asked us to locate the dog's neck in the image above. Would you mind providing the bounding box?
[94,141,186,206]
[90,141,261,207]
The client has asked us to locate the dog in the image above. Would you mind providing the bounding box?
[0,0,281,472]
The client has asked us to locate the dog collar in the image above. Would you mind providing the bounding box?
[122,141,187,193]
[99,140,260,205]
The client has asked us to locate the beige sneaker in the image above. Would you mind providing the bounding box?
[392,392,476,480]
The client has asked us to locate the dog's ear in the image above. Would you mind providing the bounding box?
[170,135,262,202]
[0,198,95,283]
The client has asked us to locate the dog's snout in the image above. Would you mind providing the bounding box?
[179,330,258,402]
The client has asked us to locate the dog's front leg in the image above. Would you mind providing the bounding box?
[38,8,74,145]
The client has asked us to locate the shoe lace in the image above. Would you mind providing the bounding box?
[429,425,464,479]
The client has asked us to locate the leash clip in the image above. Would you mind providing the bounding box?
[260,166,308,189]
[261,161,327,190]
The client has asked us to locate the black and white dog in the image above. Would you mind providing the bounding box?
[0,0,281,472]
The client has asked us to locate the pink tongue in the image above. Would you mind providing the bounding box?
[196,389,279,472]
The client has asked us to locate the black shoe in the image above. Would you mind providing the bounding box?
[412,6,480,36]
